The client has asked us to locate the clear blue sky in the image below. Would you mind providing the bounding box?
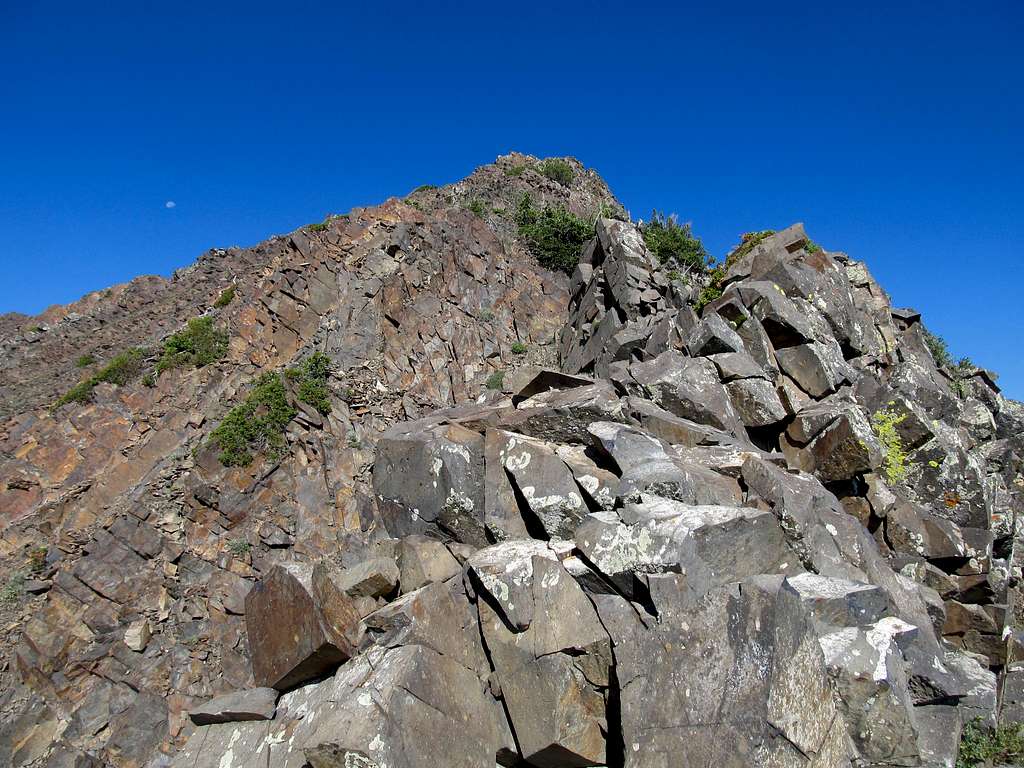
[2,2,1021,397]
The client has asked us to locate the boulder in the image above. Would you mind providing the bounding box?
[576,495,795,601]
[818,617,921,765]
[630,351,743,435]
[332,556,400,599]
[601,576,853,767]
[245,563,358,690]
[373,420,487,545]
[477,555,611,767]
[397,535,462,592]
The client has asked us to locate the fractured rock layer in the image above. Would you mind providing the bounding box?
[0,155,1021,768]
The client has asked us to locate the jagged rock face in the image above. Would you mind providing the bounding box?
[1,158,1023,768]
[0,155,615,766]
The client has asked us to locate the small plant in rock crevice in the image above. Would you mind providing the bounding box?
[485,370,505,390]
[693,266,726,314]
[75,354,96,368]
[511,342,528,355]
[156,316,228,375]
[0,571,26,605]
[55,348,148,408]
[514,194,593,275]
[27,546,48,575]
[226,539,251,557]
[208,353,333,467]
[538,158,575,186]
[691,230,776,315]
[923,327,953,369]
[214,286,235,308]
[956,718,1024,767]
[286,352,334,416]
[641,211,710,273]
[208,373,297,467]
[872,405,910,485]
[308,215,334,232]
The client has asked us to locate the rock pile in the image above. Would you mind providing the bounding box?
[0,156,1021,767]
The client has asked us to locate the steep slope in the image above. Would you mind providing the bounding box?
[0,154,618,766]
[1,156,1022,768]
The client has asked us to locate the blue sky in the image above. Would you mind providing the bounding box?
[1,2,1021,396]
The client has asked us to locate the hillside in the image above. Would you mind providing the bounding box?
[0,154,1022,768]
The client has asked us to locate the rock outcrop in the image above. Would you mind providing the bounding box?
[0,154,1021,767]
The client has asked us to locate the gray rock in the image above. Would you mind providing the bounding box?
[188,688,278,726]
[477,555,610,767]
[818,617,921,765]
[914,704,961,768]
[500,432,588,538]
[245,563,357,690]
[630,351,743,434]
[602,576,853,767]
[334,557,400,599]
[374,420,488,545]
[686,312,745,356]
[787,572,890,632]
[775,342,847,398]
[576,495,796,600]
[397,535,461,592]
[724,376,787,427]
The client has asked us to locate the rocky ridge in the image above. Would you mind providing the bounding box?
[0,155,1022,767]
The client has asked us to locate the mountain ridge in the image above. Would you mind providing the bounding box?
[0,154,1021,768]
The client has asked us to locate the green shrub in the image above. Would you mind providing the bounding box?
[511,341,528,355]
[208,372,297,467]
[539,158,575,186]
[156,317,228,375]
[97,349,147,385]
[0,571,25,605]
[412,184,437,193]
[872,405,909,485]
[957,719,1024,767]
[641,212,710,273]
[691,230,776,315]
[214,286,235,308]
[485,370,505,390]
[308,215,334,232]
[466,199,487,217]
[504,164,525,177]
[953,356,976,376]
[805,239,822,254]
[727,230,776,269]
[142,373,156,388]
[75,354,96,368]
[55,348,147,408]
[693,267,726,313]
[209,353,333,467]
[515,194,593,275]
[596,201,627,221]
[27,546,47,575]
[286,352,333,415]
[226,539,251,557]
[923,328,952,369]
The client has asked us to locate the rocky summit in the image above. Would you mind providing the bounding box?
[0,154,1022,768]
